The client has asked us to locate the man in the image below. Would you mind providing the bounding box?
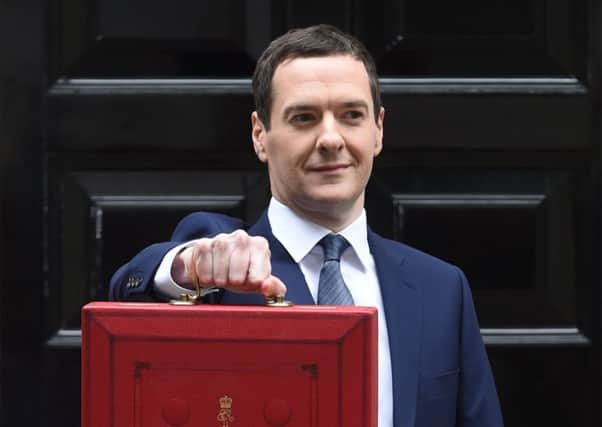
[110,24,503,427]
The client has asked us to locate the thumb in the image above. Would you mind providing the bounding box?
[259,274,287,298]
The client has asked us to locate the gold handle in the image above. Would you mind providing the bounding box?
[169,280,291,307]
[169,279,219,306]
[264,295,293,307]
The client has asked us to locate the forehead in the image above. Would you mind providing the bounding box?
[270,55,372,110]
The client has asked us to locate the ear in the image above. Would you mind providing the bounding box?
[251,111,268,163]
[373,107,384,157]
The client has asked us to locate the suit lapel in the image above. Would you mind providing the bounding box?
[369,230,421,427]
[238,216,421,425]
[248,212,315,305]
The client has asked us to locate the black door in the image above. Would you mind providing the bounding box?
[1,1,600,425]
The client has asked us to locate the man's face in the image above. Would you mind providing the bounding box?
[252,55,384,228]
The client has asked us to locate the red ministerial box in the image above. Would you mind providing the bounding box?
[82,302,377,427]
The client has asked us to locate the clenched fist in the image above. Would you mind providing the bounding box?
[171,230,287,297]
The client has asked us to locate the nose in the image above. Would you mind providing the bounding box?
[316,114,344,153]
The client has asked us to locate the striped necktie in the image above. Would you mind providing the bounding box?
[317,234,354,305]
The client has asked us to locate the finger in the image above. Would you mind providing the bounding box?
[191,239,214,286]
[181,246,199,287]
[259,275,287,298]
[247,236,271,285]
[211,233,234,286]
[228,231,251,286]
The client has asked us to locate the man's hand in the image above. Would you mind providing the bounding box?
[171,230,287,297]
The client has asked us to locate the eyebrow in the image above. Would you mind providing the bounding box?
[283,104,315,118]
[340,100,370,110]
[282,100,370,118]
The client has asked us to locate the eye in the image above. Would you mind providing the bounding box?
[343,110,365,121]
[290,113,315,125]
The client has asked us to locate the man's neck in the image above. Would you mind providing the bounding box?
[273,197,363,232]
[267,197,370,266]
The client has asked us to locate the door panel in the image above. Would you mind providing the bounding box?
[0,1,599,426]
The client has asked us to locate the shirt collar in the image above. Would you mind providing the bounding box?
[267,197,372,269]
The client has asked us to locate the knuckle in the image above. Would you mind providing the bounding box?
[252,236,270,251]
[246,276,263,286]
[212,237,229,252]
[231,230,249,248]
[193,239,212,254]
[213,276,227,286]
[228,276,245,286]
[230,229,248,238]
[197,274,213,286]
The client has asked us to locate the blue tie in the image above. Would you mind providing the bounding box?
[317,234,354,305]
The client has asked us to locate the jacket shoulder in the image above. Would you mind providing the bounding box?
[371,232,462,281]
[171,211,245,241]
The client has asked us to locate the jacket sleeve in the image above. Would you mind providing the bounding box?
[108,211,244,301]
[456,267,504,426]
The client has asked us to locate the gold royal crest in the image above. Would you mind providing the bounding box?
[217,395,234,427]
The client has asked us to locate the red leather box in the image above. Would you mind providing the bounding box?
[81,302,377,427]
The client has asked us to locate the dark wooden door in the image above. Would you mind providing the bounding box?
[1,1,600,425]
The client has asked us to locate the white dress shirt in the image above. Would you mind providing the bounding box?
[154,198,393,426]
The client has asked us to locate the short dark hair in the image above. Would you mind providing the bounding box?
[252,24,381,130]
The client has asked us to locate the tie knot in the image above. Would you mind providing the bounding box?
[319,234,349,262]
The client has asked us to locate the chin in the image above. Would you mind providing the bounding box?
[304,190,358,210]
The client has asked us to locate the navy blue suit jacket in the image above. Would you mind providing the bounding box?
[110,211,503,427]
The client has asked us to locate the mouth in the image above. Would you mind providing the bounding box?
[308,163,350,173]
